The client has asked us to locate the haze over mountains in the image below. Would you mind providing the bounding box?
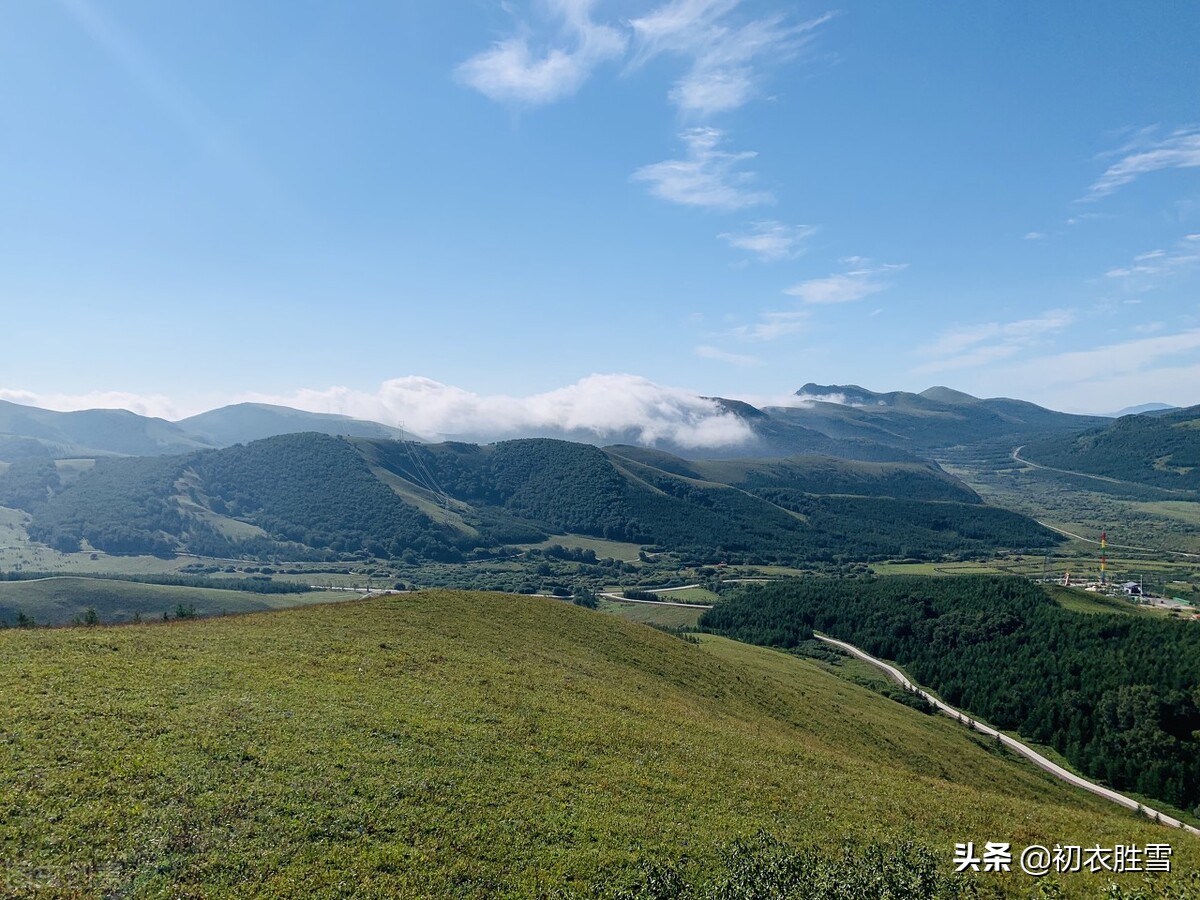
[0,383,1121,461]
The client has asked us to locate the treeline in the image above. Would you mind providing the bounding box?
[0,436,53,463]
[25,455,187,555]
[701,576,1200,813]
[699,457,982,504]
[192,434,469,561]
[753,491,1058,560]
[0,458,61,510]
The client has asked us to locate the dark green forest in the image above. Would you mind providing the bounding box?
[191,434,467,561]
[1,433,1058,565]
[24,455,187,556]
[701,576,1200,814]
[1024,407,1200,493]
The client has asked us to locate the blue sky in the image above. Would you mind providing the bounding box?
[2,0,1199,429]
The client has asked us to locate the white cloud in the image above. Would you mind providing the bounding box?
[456,0,626,105]
[719,220,815,261]
[631,2,834,116]
[255,374,755,448]
[914,309,1076,374]
[996,329,1200,412]
[1,375,761,449]
[784,259,904,305]
[1024,231,1046,241]
[1029,329,1200,385]
[1103,234,1200,290]
[632,127,773,210]
[1086,126,1200,199]
[729,310,809,342]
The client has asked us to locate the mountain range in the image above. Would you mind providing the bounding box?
[0,433,1057,565]
[0,385,1115,462]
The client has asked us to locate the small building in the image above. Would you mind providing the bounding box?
[1122,581,1142,596]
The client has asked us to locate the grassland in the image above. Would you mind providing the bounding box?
[650,586,719,603]
[597,597,706,627]
[0,577,349,626]
[519,534,648,563]
[1040,584,1161,616]
[2,591,1196,898]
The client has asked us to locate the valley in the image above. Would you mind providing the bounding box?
[2,388,1199,896]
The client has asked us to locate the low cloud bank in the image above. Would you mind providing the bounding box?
[251,374,755,449]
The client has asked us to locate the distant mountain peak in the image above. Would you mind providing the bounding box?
[704,397,768,419]
[795,383,884,406]
[1106,402,1178,418]
[918,386,980,404]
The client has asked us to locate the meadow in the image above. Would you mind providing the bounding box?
[2,591,1197,898]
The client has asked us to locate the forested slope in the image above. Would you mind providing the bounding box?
[1022,406,1200,492]
[0,434,1059,564]
[702,576,1200,814]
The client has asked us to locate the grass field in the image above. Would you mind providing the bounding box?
[1041,584,1162,616]
[0,577,350,626]
[1,591,1196,898]
[520,534,648,563]
[598,598,706,627]
[650,586,718,603]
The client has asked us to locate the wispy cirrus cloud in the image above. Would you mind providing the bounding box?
[630,1,835,116]
[456,0,627,105]
[719,220,815,261]
[1104,233,1200,290]
[1086,126,1200,200]
[784,258,905,305]
[1004,329,1200,412]
[694,344,763,366]
[728,309,809,342]
[913,309,1076,375]
[631,127,773,210]
[459,1,834,116]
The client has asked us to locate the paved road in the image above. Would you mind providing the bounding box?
[814,632,1200,836]
[1013,445,1197,499]
[1032,521,1200,560]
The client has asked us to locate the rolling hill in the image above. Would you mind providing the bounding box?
[759,384,1109,453]
[0,384,1111,462]
[2,591,1195,897]
[0,576,343,626]
[0,434,1058,565]
[0,399,211,458]
[178,402,412,447]
[1021,404,1200,493]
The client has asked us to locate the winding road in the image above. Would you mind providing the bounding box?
[815,632,1200,836]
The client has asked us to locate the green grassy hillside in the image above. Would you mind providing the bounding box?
[0,577,348,626]
[1,592,1195,898]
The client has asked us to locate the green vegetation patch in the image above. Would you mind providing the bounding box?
[702,576,1200,818]
[2,591,1193,898]
[0,577,344,627]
